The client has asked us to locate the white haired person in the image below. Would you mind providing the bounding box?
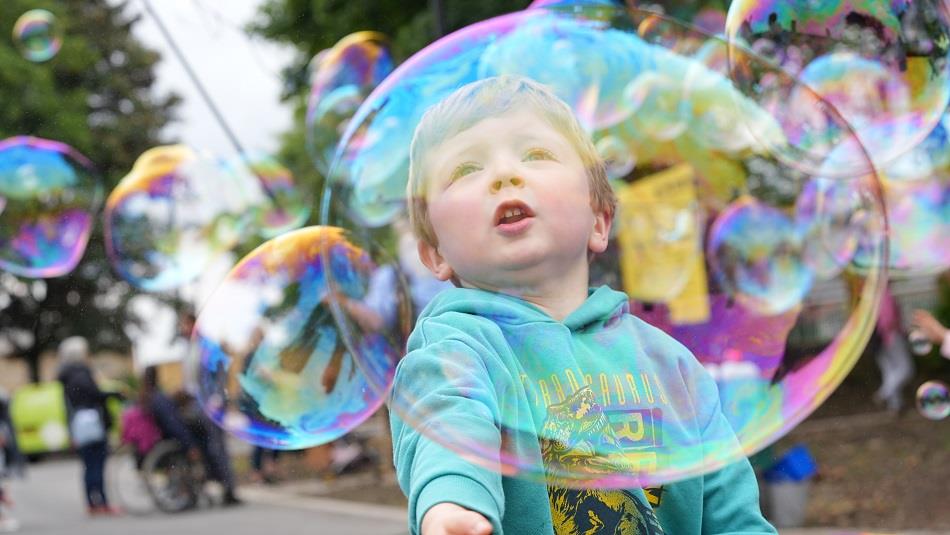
[56,337,122,516]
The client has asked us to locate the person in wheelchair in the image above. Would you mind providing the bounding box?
[140,367,242,506]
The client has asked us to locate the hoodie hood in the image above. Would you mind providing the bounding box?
[418,285,629,333]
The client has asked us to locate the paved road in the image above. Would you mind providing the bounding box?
[4,457,407,535]
[5,457,936,535]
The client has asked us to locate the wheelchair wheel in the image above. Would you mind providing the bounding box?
[106,444,155,516]
[141,440,201,513]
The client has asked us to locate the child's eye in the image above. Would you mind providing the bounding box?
[524,148,557,162]
[450,162,480,181]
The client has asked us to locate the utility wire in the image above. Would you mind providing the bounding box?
[139,0,278,204]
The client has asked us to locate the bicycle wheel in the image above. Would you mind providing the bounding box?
[107,445,155,516]
[141,440,199,513]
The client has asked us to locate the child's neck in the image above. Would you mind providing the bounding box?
[517,288,589,322]
[463,262,591,322]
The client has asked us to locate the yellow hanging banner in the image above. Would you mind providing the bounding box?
[615,163,710,324]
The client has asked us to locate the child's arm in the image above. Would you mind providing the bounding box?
[688,361,777,534]
[390,321,508,535]
[700,457,776,534]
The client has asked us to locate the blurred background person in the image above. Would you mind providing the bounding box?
[140,366,242,506]
[912,309,950,360]
[250,446,281,485]
[56,336,122,516]
[0,387,23,532]
[873,285,915,413]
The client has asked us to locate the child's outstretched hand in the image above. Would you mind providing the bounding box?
[422,502,493,535]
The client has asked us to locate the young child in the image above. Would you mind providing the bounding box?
[390,75,775,535]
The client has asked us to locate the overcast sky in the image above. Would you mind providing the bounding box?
[121,0,296,368]
[128,0,296,158]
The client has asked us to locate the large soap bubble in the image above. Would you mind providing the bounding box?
[725,0,950,176]
[13,9,62,63]
[321,1,887,489]
[0,137,102,278]
[104,145,254,291]
[306,32,394,176]
[193,226,404,448]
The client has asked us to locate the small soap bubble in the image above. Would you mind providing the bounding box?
[795,177,867,279]
[306,32,394,176]
[13,9,62,63]
[916,381,950,421]
[908,330,933,356]
[596,135,636,179]
[708,197,813,315]
[0,136,102,278]
[105,145,253,291]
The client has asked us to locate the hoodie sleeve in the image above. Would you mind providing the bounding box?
[688,359,776,535]
[390,317,508,535]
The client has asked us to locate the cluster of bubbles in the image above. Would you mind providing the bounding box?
[12,9,62,63]
[104,146,309,291]
[0,137,102,278]
[307,0,891,488]
[725,0,950,177]
[5,0,946,489]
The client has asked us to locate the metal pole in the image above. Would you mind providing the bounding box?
[429,0,445,39]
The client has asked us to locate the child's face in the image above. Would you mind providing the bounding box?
[417,109,610,289]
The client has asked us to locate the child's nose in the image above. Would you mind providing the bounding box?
[490,175,524,194]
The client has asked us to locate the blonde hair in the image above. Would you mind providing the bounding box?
[406,75,617,247]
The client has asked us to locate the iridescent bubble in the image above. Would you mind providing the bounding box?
[595,135,636,179]
[708,197,813,315]
[916,380,950,420]
[908,330,933,356]
[615,165,703,303]
[0,137,102,278]
[322,1,888,489]
[623,70,690,141]
[104,145,253,291]
[794,177,867,279]
[194,226,402,448]
[306,32,394,176]
[12,9,62,63]
[853,176,950,275]
[725,0,950,176]
[225,152,310,238]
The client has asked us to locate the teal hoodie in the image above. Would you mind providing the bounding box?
[390,286,776,535]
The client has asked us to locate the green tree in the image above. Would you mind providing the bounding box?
[0,0,179,380]
[247,0,529,213]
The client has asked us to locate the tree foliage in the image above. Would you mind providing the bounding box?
[0,0,179,378]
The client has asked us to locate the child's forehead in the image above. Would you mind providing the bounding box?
[433,108,569,156]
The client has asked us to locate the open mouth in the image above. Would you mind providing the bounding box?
[494,200,535,226]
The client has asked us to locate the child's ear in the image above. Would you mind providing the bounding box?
[588,208,612,254]
[417,239,456,281]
